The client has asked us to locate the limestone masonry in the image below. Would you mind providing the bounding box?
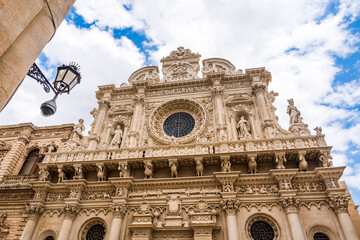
[0,47,359,240]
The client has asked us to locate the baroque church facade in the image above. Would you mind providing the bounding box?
[0,47,359,240]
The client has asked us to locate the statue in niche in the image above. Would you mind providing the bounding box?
[169,162,178,178]
[118,163,127,177]
[237,116,251,139]
[110,125,123,148]
[286,99,301,125]
[72,119,85,141]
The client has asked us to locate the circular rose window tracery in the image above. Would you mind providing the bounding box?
[148,99,207,144]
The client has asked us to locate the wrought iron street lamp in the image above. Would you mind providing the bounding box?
[26,62,81,117]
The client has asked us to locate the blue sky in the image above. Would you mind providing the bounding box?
[1,0,360,207]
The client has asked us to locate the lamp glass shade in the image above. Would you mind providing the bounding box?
[54,65,81,93]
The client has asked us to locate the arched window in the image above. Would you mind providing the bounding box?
[44,236,55,240]
[250,221,275,240]
[86,224,105,240]
[314,232,330,240]
[19,149,44,175]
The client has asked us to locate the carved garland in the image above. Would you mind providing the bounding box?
[148,99,207,144]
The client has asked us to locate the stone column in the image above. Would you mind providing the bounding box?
[88,97,110,150]
[221,198,240,240]
[327,195,359,240]
[58,204,80,240]
[0,128,32,180]
[128,93,145,147]
[0,0,76,111]
[279,197,305,240]
[20,205,44,240]
[251,80,274,138]
[109,203,126,240]
[212,84,227,141]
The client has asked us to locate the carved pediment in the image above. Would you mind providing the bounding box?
[109,104,133,116]
[161,47,201,82]
[226,93,253,106]
[202,58,238,77]
[128,66,160,85]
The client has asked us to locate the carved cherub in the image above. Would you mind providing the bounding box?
[248,156,257,174]
[319,152,333,167]
[221,158,231,172]
[275,154,287,169]
[195,159,204,177]
[39,168,49,181]
[298,153,308,172]
[118,163,127,177]
[73,166,84,180]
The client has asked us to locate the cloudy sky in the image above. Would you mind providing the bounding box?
[1,0,360,205]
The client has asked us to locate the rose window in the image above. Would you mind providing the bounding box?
[163,112,195,137]
[313,232,330,240]
[250,221,275,240]
[86,224,105,240]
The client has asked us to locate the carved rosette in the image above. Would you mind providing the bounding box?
[327,195,350,213]
[220,198,240,214]
[63,204,80,219]
[279,197,300,214]
[110,203,127,218]
[25,205,44,220]
[148,99,207,144]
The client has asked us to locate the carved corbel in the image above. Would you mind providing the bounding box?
[318,150,333,167]
[274,152,287,169]
[194,157,204,176]
[143,160,154,179]
[96,163,107,182]
[57,165,67,184]
[247,154,258,174]
[118,161,128,177]
[220,155,231,172]
[214,171,240,196]
[298,151,308,172]
[270,169,298,191]
[73,164,85,180]
[168,158,178,178]
[315,166,345,190]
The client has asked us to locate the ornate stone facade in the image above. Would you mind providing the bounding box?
[0,47,359,240]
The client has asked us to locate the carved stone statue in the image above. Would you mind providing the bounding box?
[72,119,85,141]
[314,127,322,135]
[221,158,231,172]
[298,153,308,172]
[248,156,257,174]
[236,116,251,139]
[58,168,65,183]
[97,165,106,181]
[46,145,55,153]
[319,152,333,167]
[286,99,301,125]
[144,161,154,179]
[195,159,203,176]
[118,163,127,177]
[169,162,178,178]
[73,166,84,180]
[110,125,123,148]
[39,168,49,181]
[275,155,287,169]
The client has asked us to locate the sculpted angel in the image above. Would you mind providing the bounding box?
[287,99,301,125]
[110,125,123,148]
[237,116,251,139]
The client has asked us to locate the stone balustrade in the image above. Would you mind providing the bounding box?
[0,175,39,187]
[43,135,328,164]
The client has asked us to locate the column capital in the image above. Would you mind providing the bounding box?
[62,204,80,219]
[327,195,350,214]
[98,99,110,110]
[220,198,240,214]
[25,204,44,220]
[110,203,127,218]
[279,196,300,214]
[252,82,267,93]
